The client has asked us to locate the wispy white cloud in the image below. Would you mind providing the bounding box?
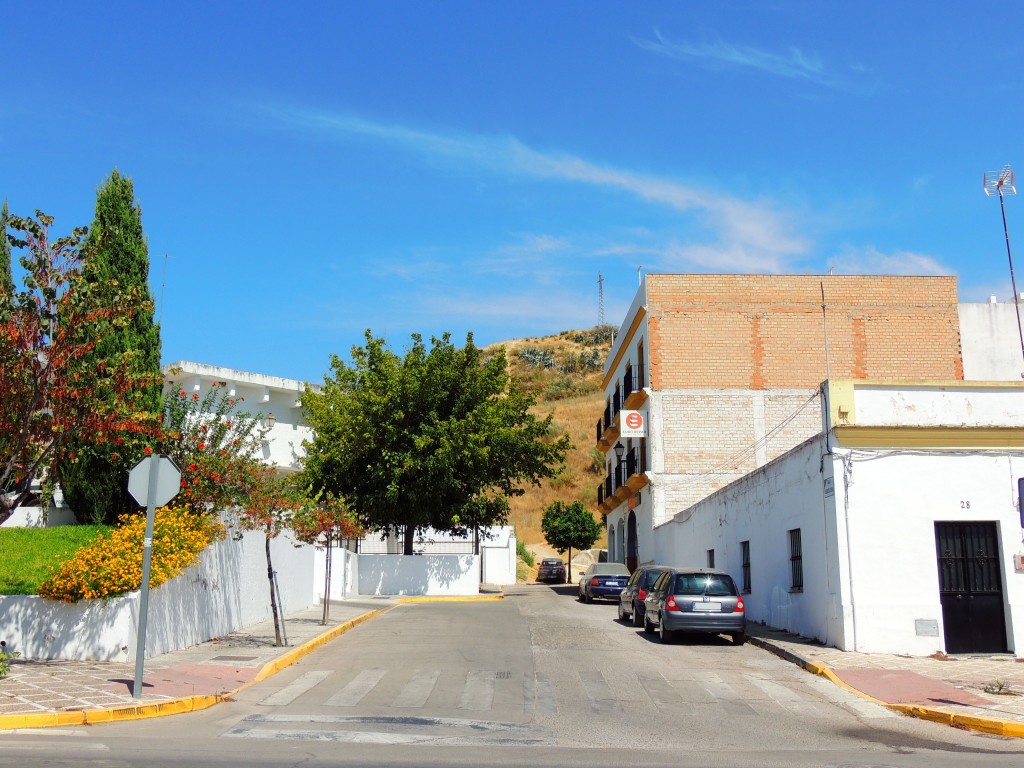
[633,29,862,91]
[252,104,813,275]
[826,245,954,276]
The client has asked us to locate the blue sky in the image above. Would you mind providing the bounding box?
[3,2,1023,382]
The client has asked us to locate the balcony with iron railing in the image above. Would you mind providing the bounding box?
[622,363,647,409]
[598,446,650,512]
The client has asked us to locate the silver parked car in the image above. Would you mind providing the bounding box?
[643,568,746,645]
[617,565,672,627]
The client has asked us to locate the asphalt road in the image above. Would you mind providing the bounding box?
[3,584,1023,767]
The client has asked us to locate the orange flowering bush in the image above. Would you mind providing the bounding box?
[38,506,225,603]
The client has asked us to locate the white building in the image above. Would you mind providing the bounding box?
[653,379,1024,656]
[162,360,316,473]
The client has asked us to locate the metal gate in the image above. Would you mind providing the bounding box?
[934,521,1007,654]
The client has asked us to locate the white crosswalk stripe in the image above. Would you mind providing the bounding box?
[457,670,496,710]
[393,670,440,708]
[259,670,333,706]
[324,668,387,707]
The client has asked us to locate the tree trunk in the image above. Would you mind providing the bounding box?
[322,533,332,625]
[403,524,415,555]
[265,529,284,646]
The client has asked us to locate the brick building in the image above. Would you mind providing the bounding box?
[597,274,963,570]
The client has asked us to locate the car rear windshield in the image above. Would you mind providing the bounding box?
[643,570,666,589]
[541,559,562,566]
[673,573,738,596]
[591,563,630,576]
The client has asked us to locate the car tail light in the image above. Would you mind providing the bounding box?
[734,595,745,613]
[591,577,601,586]
[665,595,680,612]
[638,589,646,600]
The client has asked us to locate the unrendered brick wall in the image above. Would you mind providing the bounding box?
[645,275,963,390]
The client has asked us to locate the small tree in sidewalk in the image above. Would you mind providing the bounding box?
[541,500,603,583]
[291,493,364,624]
[234,466,307,647]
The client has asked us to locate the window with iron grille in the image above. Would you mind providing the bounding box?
[706,549,715,568]
[788,528,803,592]
[740,540,751,593]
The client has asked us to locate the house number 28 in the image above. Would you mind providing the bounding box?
[960,500,971,509]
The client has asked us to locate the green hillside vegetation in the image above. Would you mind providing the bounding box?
[485,325,615,546]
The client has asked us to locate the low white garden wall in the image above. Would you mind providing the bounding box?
[358,554,480,596]
[0,528,316,661]
[313,546,360,601]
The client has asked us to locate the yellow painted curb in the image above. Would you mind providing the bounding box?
[888,703,1024,739]
[396,594,504,604]
[244,609,386,687]
[752,636,1024,740]
[0,694,224,730]
[0,609,385,731]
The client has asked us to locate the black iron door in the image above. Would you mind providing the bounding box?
[934,522,1007,654]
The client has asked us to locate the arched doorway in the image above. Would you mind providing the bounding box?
[626,511,638,572]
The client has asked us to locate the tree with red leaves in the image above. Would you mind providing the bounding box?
[0,211,161,524]
[292,492,364,624]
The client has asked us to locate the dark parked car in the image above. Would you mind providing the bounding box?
[537,557,566,583]
[577,562,630,602]
[643,568,746,645]
[618,565,672,627]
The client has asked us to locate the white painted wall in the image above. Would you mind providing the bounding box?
[853,383,1024,427]
[960,301,1024,381]
[480,528,516,585]
[0,526,317,661]
[313,546,360,601]
[836,449,1024,656]
[1,503,76,528]
[357,555,480,596]
[652,436,844,648]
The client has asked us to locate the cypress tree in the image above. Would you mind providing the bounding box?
[0,199,13,300]
[60,171,163,524]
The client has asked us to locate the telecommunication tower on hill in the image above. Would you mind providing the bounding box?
[597,273,606,326]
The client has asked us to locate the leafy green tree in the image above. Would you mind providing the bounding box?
[541,500,603,583]
[302,331,571,555]
[0,199,13,301]
[59,171,163,524]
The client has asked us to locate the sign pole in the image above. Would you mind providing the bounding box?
[132,456,161,700]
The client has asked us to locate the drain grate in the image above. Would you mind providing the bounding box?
[211,655,259,661]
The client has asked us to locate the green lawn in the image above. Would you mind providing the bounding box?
[0,525,110,595]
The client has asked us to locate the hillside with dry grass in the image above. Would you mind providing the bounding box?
[484,325,615,547]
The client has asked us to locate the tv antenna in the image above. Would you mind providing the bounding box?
[983,164,1024,371]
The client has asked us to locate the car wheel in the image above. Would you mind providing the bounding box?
[632,603,644,628]
[617,601,627,621]
[731,632,746,646]
[643,611,654,634]
[577,589,584,602]
[659,620,672,644]
[584,589,592,603]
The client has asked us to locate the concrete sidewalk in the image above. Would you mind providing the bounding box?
[748,624,1024,738]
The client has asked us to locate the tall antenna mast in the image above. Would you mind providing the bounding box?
[597,272,606,326]
[820,281,831,383]
[983,164,1024,373]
